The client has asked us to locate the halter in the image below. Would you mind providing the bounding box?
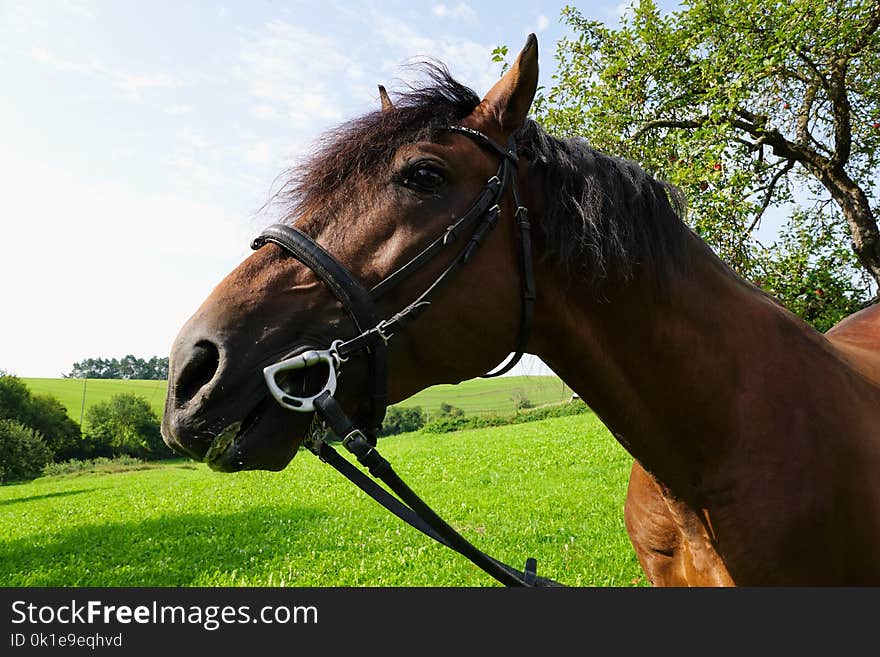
[250,126,557,587]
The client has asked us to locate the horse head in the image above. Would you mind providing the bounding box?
[161,36,540,472]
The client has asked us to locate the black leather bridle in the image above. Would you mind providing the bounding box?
[251,125,560,587]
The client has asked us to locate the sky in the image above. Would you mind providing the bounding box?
[0,0,674,379]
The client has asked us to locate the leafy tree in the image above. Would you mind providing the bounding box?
[753,208,873,331]
[510,390,534,411]
[0,373,31,420]
[83,393,170,459]
[24,394,82,460]
[379,406,427,436]
[0,419,53,483]
[66,355,169,380]
[438,402,465,418]
[526,0,880,312]
[0,374,83,460]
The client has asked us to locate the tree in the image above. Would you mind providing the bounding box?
[83,393,170,459]
[24,394,82,460]
[378,406,427,436]
[530,0,880,310]
[66,355,169,380]
[753,208,874,331]
[0,374,83,460]
[0,419,53,483]
[438,402,465,418]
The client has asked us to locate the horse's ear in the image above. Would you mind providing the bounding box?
[477,33,538,134]
[378,85,394,112]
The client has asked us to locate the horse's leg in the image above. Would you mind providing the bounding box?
[624,460,734,586]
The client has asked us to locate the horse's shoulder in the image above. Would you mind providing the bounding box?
[825,303,880,387]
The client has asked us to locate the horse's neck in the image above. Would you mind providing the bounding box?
[532,232,828,495]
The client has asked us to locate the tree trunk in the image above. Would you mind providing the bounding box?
[812,166,880,296]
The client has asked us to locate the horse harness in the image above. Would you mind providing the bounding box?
[250,125,561,587]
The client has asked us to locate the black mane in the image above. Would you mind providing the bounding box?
[277,64,688,286]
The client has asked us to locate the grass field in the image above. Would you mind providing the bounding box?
[22,375,576,423]
[0,413,643,587]
[22,378,169,423]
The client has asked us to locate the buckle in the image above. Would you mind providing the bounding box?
[342,428,368,449]
[375,320,393,345]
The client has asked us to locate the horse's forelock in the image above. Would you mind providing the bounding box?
[273,63,481,224]
[271,66,688,287]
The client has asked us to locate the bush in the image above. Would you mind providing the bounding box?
[438,402,465,418]
[510,390,533,411]
[423,400,592,434]
[42,455,145,477]
[379,406,426,436]
[0,419,54,483]
[84,393,172,459]
[24,394,82,459]
[0,374,84,459]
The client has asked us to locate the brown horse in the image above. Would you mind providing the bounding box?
[161,35,880,586]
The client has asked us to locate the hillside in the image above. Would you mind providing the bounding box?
[22,375,576,424]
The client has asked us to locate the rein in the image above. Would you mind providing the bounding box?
[251,126,559,587]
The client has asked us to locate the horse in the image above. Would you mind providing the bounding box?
[161,34,880,586]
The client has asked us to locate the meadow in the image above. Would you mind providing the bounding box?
[0,413,644,587]
[22,375,576,421]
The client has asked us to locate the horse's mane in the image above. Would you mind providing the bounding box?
[276,64,689,286]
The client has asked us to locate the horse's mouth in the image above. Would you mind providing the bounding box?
[202,364,328,472]
[203,397,276,471]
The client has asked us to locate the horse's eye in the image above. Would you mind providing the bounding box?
[404,166,445,192]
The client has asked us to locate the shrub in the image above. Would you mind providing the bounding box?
[0,419,54,483]
[84,393,171,459]
[423,400,592,434]
[511,399,591,423]
[438,402,465,418]
[379,406,426,436]
[510,390,533,411]
[42,455,145,477]
[423,413,508,434]
[0,374,84,459]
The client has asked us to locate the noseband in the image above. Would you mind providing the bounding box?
[251,126,558,587]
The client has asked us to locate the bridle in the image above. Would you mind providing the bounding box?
[251,125,561,587]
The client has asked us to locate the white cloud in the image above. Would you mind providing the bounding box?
[536,15,550,32]
[164,104,192,115]
[59,0,94,19]
[431,3,477,21]
[167,128,225,188]
[30,46,181,102]
[370,13,498,95]
[244,140,274,166]
[112,71,180,102]
[609,1,634,20]
[237,21,356,127]
[252,104,280,120]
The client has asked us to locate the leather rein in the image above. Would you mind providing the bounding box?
[251,125,561,587]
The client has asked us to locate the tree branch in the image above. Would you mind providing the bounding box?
[828,57,852,168]
[729,117,825,169]
[849,2,880,56]
[794,49,830,91]
[796,83,817,146]
[631,117,706,141]
[747,159,796,233]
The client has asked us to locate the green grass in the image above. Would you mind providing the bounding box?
[0,413,643,587]
[22,375,575,423]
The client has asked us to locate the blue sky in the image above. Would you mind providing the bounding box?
[1,1,675,378]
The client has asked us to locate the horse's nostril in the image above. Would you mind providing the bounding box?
[174,340,220,407]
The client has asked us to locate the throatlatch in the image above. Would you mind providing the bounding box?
[251,125,557,587]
